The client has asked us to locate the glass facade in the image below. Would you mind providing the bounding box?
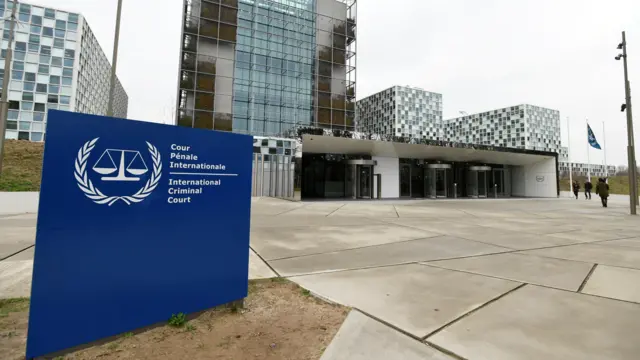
[177,0,357,136]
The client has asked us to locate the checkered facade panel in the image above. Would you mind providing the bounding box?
[445,104,561,153]
[356,85,443,140]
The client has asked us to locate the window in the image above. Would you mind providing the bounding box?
[22,101,33,110]
[32,15,42,25]
[39,55,50,64]
[14,51,25,61]
[25,72,36,81]
[44,8,55,19]
[31,132,43,142]
[49,85,59,93]
[23,82,34,91]
[28,43,39,53]
[30,25,41,34]
[29,34,40,44]
[68,22,77,31]
[60,95,70,104]
[38,65,49,74]
[63,58,73,67]
[43,27,53,37]
[8,110,18,119]
[34,103,45,112]
[33,111,44,121]
[64,49,74,58]
[55,20,66,30]
[36,83,47,92]
[68,13,79,23]
[19,3,30,14]
[50,75,60,84]
[62,68,73,77]
[53,38,64,48]
[19,13,29,22]
[15,42,26,51]
[47,94,58,103]
[54,29,65,38]
[13,61,24,70]
[22,92,33,101]
[51,56,62,66]
[40,45,51,55]
[61,76,72,85]
[12,70,23,80]
[19,121,30,130]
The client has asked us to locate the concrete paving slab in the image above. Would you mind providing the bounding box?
[520,243,640,270]
[548,230,628,242]
[252,224,438,261]
[249,249,277,279]
[428,284,640,360]
[380,219,479,235]
[271,236,508,276]
[330,204,398,218]
[0,260,32,298]
[250,214,380,228]
[250,201,304,216]
[445,228,591,250]
[0,243,34,260]
[0,226,36,245]
[425,253,593,291]
[582,265,640,303]
[598,238,640,249]
[320,310,454,360]
[278,202,346,216]
[291,264,520,338]
[394,205,466,218]
[2,246,34,261]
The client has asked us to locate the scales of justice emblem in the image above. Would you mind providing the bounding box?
[74,138,163,206]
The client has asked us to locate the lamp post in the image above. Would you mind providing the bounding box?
[616,31,637,214]
[106,0,123,117]
[0,0,18,175]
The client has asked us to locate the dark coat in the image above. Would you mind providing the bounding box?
[572,183,580,192]
[596,181,609,198]
[585,182,593,191]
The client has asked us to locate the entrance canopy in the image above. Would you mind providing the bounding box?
[301,135,556,166]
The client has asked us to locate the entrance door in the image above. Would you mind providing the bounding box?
[435,169,447,198]
[493,169,504,197]
[399,164,411,197]
[358,165,372,199]
[477,171,487,197]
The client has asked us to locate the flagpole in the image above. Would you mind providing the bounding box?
[568,117,573,196]
[603,121,608,179]
[586,118,591,180]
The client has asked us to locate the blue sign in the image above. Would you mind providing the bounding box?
[26,111,253,359]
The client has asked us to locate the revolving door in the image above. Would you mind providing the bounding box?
[426,164,452,198]
[467,166,491,198]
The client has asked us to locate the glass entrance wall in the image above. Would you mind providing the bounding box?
[467,165,491,198]
[301,153,372,200]
[357,165,373,198]
[426,164,452,198]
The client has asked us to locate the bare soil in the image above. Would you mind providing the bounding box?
[0,279,348,360]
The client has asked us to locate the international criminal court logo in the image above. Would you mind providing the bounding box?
[74,138,162,206]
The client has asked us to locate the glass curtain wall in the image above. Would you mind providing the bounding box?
[177,0,357,136]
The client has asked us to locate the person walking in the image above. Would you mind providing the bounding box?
[572,180,580,199]
[595,177,609,208]
[584,179,592,200]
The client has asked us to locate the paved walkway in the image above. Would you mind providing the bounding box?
[3,195,640,359]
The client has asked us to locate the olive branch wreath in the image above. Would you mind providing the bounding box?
[74,138,162,206]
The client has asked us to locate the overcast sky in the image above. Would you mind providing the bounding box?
[33,0,640,166]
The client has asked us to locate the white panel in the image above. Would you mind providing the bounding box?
[52,48,64,57]
[8,90,21,100]
[36,74,48,83]
[26,53,39,63]
[56,11,69,21]
[373,156,400,198]
[511,166,525,197]
[50,66,62,76]
[15,32,28,42]
[9,80,21,90]
[43,18,55,27]
[60,86,71,95]
[35,93,47,102]
[522,158,557,198]
[32,6,44,16]
[25,63,37,72]
[41,37,53,46]
[5,130,18,139]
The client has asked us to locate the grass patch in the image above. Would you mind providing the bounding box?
[0,139,44,191]
[168,313,186,327]
[560,175,640,195]
[0,298,30,317]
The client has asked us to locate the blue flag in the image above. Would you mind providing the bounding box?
[587,124,602,149]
